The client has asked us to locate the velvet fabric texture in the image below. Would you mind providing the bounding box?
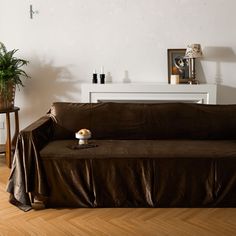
[50,102,236,140]
[6,102,236,211]
[40,140,236,208]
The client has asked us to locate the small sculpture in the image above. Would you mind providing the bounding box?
[75,129,91,145]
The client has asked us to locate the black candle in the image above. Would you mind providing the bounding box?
[100,74,105,84]
[92,69,97,83]
[100,66,105,84]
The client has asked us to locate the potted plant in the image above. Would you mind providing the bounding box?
[0,42,29,110]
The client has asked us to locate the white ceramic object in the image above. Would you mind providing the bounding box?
[75,129,91,145]
[170,75,180,84]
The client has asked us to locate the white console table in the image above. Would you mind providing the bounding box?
[81,83,217,104]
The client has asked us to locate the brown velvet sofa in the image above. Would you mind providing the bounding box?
[7,102,236,211]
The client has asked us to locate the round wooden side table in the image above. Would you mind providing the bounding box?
[0,107,19,168]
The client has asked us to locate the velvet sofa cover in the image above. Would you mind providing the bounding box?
[7,102,236,211]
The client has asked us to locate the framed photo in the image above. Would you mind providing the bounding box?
[167,49,189,84]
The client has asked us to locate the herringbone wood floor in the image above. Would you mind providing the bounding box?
[0,156,236,236]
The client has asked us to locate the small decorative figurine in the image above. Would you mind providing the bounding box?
[75,129,91,145]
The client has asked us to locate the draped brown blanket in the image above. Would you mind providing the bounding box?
[7,138,236,210]
[6,103,236,211]
[41,140,236,208]
[6,116,53,211]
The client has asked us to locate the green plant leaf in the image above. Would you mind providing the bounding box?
[0,42,30,99]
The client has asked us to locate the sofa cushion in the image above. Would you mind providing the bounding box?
[40,139,236,159]
[50,102,146,140]
[146,103,236,139]
[49,102,236,140]
[40,139,236,207]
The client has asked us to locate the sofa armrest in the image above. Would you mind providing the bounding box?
[22,115,54,149]
[6,115,53,211]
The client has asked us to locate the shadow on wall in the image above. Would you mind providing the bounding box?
[17,56,80,128]
[202,46,236,84]
[196,60,206,84]
[217,85,236,104]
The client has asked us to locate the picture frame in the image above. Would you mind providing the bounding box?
[167,48,190,84]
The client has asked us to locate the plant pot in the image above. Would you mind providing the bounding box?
[0,83,16,110]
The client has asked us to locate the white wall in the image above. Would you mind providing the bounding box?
[1,0,236,130]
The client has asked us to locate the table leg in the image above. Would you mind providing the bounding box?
[5,112,11,168]
[12,111,19,147]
